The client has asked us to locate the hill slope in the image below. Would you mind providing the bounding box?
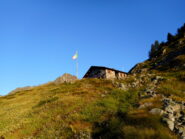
[130,23,185,73]
[0,24,185,139]
[0,78,178,138]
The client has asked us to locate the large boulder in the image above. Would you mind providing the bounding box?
[166,120,175,131]
[54,73,78,84]
[149,108,164,115]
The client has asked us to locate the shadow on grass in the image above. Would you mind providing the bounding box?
[92,113,125,139]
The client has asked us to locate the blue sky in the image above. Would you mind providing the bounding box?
[0,0,185,95]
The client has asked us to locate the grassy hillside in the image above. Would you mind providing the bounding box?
[0,78,178,139]
[1,24,184,139]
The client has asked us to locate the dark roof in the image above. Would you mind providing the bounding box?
[87,66,128,74]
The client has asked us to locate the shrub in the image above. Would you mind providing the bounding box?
[167,33,174,42]
[149,40,160,59]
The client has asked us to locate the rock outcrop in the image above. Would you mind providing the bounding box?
[129,24,185,74]
[128,24,185,138]
[9,86,34,94]
[162,98,185,138]
[54,73,78,84]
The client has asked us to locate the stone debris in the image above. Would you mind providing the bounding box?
[137,75,185,138]
[150,108,164,116]
[139,102,153,109]
[167,120,175,131]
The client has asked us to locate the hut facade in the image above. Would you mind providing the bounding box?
[83,66,127,79]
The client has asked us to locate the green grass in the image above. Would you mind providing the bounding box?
[154,70,185,101]
[0,78,178,138]
[34,96,59,108]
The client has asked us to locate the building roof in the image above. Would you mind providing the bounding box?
[84,66,128,78]
[91,66,128,74]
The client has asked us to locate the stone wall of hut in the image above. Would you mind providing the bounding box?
[105,69,116,79]
[117,72,127,79]
[84,67,127,79]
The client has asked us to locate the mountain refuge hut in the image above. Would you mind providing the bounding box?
[83,66,128,79]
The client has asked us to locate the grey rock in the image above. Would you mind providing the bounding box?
[168,113,175,122]
[172,104,181,112]
[139,102,153,109]
[119,83,128,91]
[54,73,77,84]
[166,120,175,131]
[165,106,174,114]
[178,126,185,134]
[163,98,173,105]
[175,122,182,127]
[174,112,182,119]
[151,76,164,84]
[162,117,169,122]
[146,89,154,94]
[156,76,164,80]
[150,108,164,115]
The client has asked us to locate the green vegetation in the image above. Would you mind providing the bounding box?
[0,23,184,139]
[34,96,59,108]
[149,40,160,59]
[145,23,185,72]
[0,78,177,138]
[156,71,185,102]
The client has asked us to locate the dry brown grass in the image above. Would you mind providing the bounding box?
[0,78,179,138]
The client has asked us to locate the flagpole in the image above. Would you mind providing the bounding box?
[76,57,78,78]
[76,51,78,78]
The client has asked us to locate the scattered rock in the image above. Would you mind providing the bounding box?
[166,120,175,131]
[113,82,128,90]
[168,113,175,122]
[150,108,164,115]
[162,117,169,123]
[119,83,128,91]
[139,102,153,109]
[138,84,185,138]
[172,104,181,112]
[176,125,185,134]
[162,97,185,138]
[73,131,91,139]
[165,106,174,114]
[150,76,164,85]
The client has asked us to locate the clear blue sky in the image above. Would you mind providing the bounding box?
[0,0,185,95]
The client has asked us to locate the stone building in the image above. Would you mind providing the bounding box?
[83,66,128,79]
